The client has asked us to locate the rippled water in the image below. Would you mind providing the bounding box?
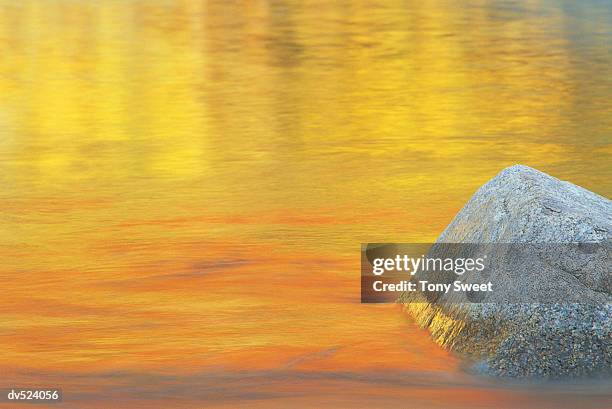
[0,1,610,408]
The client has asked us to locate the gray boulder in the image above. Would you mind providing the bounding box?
[402,165,611,378]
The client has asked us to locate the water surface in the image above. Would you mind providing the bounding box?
[0,1,611,407]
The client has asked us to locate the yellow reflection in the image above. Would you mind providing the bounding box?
[0,0,610,406]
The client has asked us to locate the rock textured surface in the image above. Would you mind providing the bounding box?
[402,165,611,378]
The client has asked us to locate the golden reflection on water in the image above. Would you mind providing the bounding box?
[0,1,611,408]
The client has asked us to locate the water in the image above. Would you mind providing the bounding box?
[0,1,610,407]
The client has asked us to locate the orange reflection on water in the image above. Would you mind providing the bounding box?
[0,0,610,408]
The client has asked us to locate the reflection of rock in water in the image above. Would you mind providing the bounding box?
[402,165,612,378]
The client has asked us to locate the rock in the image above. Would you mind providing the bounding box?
[401,165,611,378]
